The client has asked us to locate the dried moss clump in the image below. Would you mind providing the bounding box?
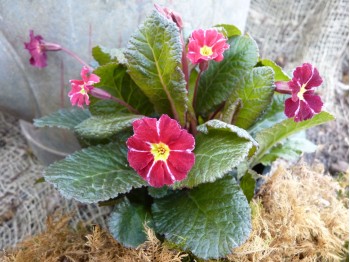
[1,215,186,262]
[229,163,349,261]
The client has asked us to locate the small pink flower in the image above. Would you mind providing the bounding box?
[68,66,100,108]
[127,115,195,188]
[187,29,230,65]
[24,30,61,68]
[282,63,323,122]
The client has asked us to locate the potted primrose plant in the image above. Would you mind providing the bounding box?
[26,4,334,260]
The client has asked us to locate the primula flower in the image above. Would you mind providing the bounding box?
[127,115,195,187]
[24,30,61,68]
[187,29,230,65]
[276,63,323,122]
[68,66,100,108]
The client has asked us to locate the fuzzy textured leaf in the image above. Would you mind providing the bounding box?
[75,114,142,139]
[175,120,258,188]
[125,11,187,125]
[259,132,317,165]
[257,59,290,81]
[92,45,126,66]
[91,63,153,115]
[196,35,259,115]
[153,176,251,259]
[248,94,287,135]
[223,67,275,129]
[108,197,152,248]
[214,24,242,37]
[252,111,335,166]
[240,172,256,202]
[34,108,91,129]
[44,142,147,203]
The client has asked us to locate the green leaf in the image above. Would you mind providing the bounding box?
[125,11,187,125]
[74,114,142,139]
[92,45,127,66]
[148,186,170,199]
[252,111,335,166]
[222,67,275,129]
[44,142,147,203]
[152,176,251,259]
[248,93,287,135]
[91,63,153,116]
[175,120,258,188]
[240,172,256,202]
[34,108,91,129]
[259,132,317,165]
[214,24,242,37]
[256,59,291,82]
[196,34,259,115]
[108,197,152,248]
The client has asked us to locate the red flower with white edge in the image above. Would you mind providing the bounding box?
[68,66,100,108]
[127,115,195,188]
[278,63,323,122]
[187,29,230,65]
[24,30,61,68]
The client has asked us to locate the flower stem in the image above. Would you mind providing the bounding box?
[192,69,203,110]
[90,87,140,115]
[110,96,140,115]
[180,31,189,90]
[275,81,292,94]
[60,46,92,70]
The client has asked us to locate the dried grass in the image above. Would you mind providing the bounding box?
[229,162,349,262]
[1,163,348,262]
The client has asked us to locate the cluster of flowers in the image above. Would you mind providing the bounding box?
[24,6,323,188]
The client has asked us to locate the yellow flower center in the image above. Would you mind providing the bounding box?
[297,84,307,101]
[200,45,213,57]
[79,85,87,95]
[150,142,170,161]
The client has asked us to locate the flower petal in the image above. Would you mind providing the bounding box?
[293,63,322,90]
[132,117,159,143]
[127,135,151,151]
[294,100,314,122]
[80,66,91,83]
[304,94,323,113]
[127,150,153,171]
[168,151,195,174]
[284,97,300,118]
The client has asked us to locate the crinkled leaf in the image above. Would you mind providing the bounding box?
[252,111,335,166]
[214,24,242,37]
[125,11,187,125]
[44,142,147,203]
[153,175,251,259]
[108,197,152,248]
[256,59,291,82]
[92,45,127,66]
[248,93,288,135]
[196,35,259,115]
[74,114,142,139]
[259,132,317,165]
[240,172,256,202]
[175,120,258,188]
[223,67,275,129]
[34,108,91,130]
[91,63,153,115]
[148,186,170,199]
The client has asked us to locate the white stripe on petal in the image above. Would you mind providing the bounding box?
[146,161,156,181]
[164,161,175,182]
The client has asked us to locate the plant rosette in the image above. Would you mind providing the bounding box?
[29,5,334,260]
